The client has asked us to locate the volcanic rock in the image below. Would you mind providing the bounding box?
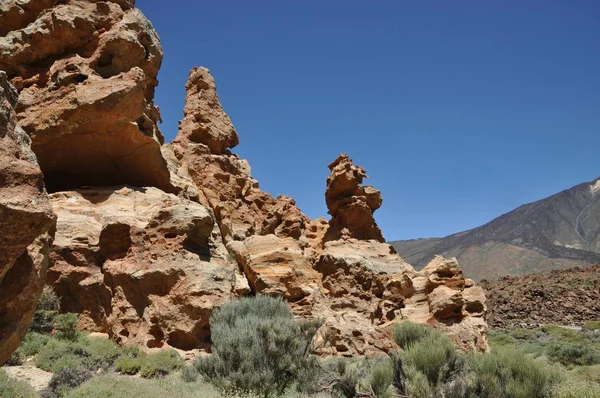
[0,72,56,365]
[481,265,600,329]
[324,154,385,242]
[0,0,171,193]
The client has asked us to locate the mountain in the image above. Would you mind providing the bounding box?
[390,177,600,281]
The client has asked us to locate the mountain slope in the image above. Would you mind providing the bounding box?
[391,177,600,280]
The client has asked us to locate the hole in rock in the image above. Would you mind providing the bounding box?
[147,326,164,349]
[72,74,88,84]
[32,133,173,193]
[167,331,199,351]
[464,302,484,314]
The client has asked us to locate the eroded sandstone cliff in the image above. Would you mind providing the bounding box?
[0,0,171,193]
[0,71,56,364]
[0,0,488,361]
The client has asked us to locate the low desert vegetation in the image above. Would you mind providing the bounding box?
[193,295,323,397]
[0,369,37,398]
[4,290,600,398]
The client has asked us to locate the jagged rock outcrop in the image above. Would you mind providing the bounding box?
[47,186,245,350]
[0,2,489,358]
[0,0,171,193]
[0,72,56,364]
[401,256,488,351]
[324,154,385,242]
[170,67,311,245]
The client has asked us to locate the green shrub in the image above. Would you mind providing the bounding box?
[53,313,79,341]
[195,295,321,397]
[489,332,518,347]
[35,339,89,373]
[114,356,143,375]
[0,370,37,398]
[30,286,61,333]
[8,332,50,364]
[35,334,124,373]
[402,332,463,387]
[64,374,224,398]
[114,344,147,375]
[140,350,184,378]
[547,343,600,367]
[509,328,537,340]
[583,321,600,331]
[326,359,359,398]
[404,365,434,398]
[180,366,198,383]
[469,347,558,398]
[41,367,92,398]
[392,321,431,349]
[552,379,600,398]
[570,364,600,383]
[369,358,393,398]
[85,337,121,370]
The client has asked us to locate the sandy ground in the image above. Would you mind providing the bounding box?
[3,361,53,391]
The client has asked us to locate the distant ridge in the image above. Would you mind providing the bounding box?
[390,177,600,281]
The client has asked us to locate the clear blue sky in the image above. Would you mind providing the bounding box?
[138,1,600,241]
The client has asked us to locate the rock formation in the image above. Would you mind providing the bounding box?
[170,67,310,245]
[0,71,56,364]
[0,0,489,360]
[324,154,385,242]
[0,0,171,193]
[47,186,244,350]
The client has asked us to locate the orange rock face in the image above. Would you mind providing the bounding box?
[0,72,56,365]
[170,67,311,245]
[0,0,171,193]
[48,186,243,350]
[325,154,385,242]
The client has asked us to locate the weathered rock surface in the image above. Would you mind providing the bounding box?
[228,235,321,301]
[325,154,384,242]
[0,0,171,193]
[401,256,488,351]
[0,72,56,365]
[170,67,311,245]
[312,243,487,354]
[47,186,243,350]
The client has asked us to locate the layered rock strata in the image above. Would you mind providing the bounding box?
[0,72,56,364]
[0,0,171,193]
